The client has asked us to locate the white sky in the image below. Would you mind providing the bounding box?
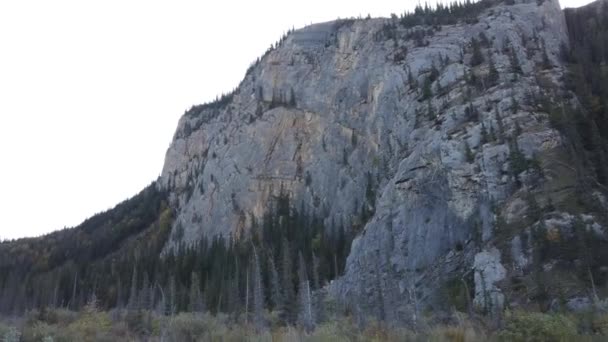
[0,0,593,240]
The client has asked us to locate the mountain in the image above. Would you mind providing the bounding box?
[2,0,608,327]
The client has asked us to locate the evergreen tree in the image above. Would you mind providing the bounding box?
[268,254,283,311]
[422,77,433,100]
[408,68,418,88]
[189,272,204,313]
[488,53,499,86]
[470,37,484,66]
[280,238,295,323]
[139,271,150,310]
[464,141,475,163]
[480,122,489,145]
[541,39,552,69]
[168,274,177,316]
[297,252,315,332]
[128,266,138,311]
[312,251,321,289]
[509,46,523,75]
[251,246,266,330]
[427,99,436,120]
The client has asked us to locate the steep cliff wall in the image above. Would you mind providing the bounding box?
[159,0,607,319]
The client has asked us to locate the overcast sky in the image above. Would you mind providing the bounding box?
[0,0,593,240]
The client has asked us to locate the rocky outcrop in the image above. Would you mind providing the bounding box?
[159,0,606,319]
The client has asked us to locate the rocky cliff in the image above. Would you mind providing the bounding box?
[158,0,607,320]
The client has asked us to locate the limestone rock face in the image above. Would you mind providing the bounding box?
[473,248,507,313]
[159,0,605,318]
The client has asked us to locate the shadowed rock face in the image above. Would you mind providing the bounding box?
[159,0,605,318]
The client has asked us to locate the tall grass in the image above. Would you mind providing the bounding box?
[1,308,607,341]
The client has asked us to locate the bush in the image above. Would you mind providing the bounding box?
[63,312,113,342]
[2,326,21,342]
[428,325,481,342]
[592,313,608,335]
[21,322,57,342]
[499,311,577,342]
[165,313,234,342]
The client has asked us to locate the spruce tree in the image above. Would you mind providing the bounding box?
[470,37,484,66]
[168,275,177,316]
[280,238,295,323]
[509,46,523,75]
[189,272,204,313]
[481,122,489,144]
[252,246,266,330]
[488,53,499,86]
[422,77,433,100]
[128,266,138,311]
[297,252,315,332]
[541,39,552,70]
[268,254,283,311]
[464,141,475,163]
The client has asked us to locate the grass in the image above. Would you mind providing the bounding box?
[1,308,608,341]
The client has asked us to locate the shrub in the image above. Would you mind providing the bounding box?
[39,309,78,326]
[2,326,21,342]
[64,312,113,342]
[21,322,58,342]
[499,311,577,342]
[305,320,356,342]
[592,313,608,335]
[428,325,474,342]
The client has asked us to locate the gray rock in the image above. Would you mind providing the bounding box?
[157,0,604,318]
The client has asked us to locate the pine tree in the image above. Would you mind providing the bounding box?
[189,272,204,313]
[509,46,523,75]
[464,141,475,163]
[422,77,433,100]
[115,277,124,309]
[511,97,520,114]
[297,252,315,332]
[488,53,499,86]
[470,37,484,66]
[168,274,177,316]
[128,266,138,311]
[268,254,283,311]
[408,68,418,89]
[541,39,552,70]
[251,246,266,330]
[244,265,250,323]
[227,256,241,314]
[70,271,78,311]
[312,252,321,289]
[281,238,295,323]
[139,271,150,310]
[495,108,505,143]
[481,122,489,145]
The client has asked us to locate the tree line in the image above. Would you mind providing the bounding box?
[0,187,358,330]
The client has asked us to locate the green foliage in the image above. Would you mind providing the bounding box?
[427,99,436,120]
[498,311,577,342]
[509,139,530,179]
[470,37,484,66]
[422,77,433,100]
[464,141,475,163]
[0,182,171,314]
[488,53,500,87]
[2,326,20,342]
[397,0,495,29]
[442,277,473,312]
[480,122,489,145]
[5,308,608,341]
[508,45,523,76]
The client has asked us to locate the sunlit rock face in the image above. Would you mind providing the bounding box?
[159,0,605,319]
